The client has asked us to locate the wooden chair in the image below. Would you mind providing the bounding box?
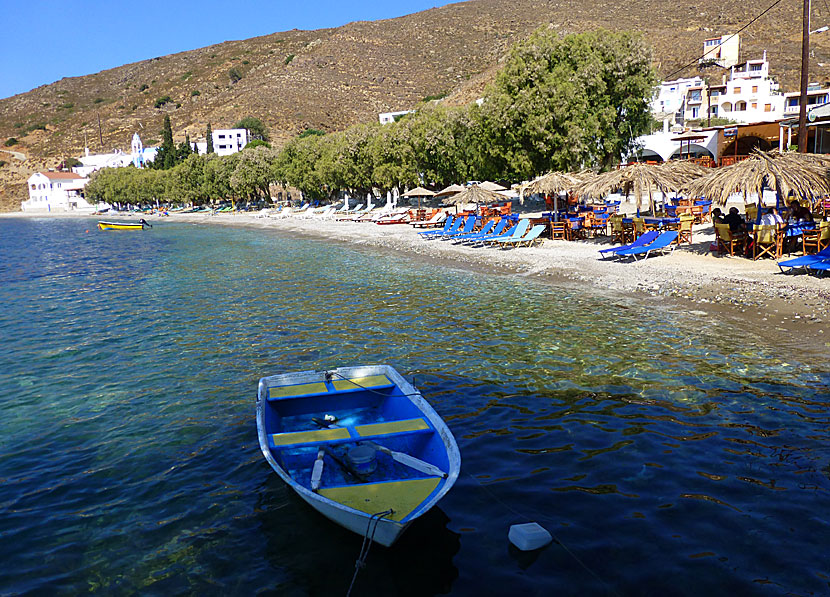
[609,215,631,244]
[745,204,758,223]
[751,224,781,260]
[715,223,746,256]
[676,215,694,244]
[802,220,830,254]
[631,217,646,239]
[550,220,568,240]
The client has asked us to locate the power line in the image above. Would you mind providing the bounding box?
[664,0,787,81]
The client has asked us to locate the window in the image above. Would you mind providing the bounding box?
[710,90,720,97]
[750,64,762,71]
[722,102,732,112]
[218,134,225,139]
[711,106,719,116]
[736,101,747,111]
[734,87,741,94]
[752,86,758,94]
[690,90,701,101]
[751,102,758,110]
[765,104,772,112]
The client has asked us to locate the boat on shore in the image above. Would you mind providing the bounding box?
[256,365,460,547]
[97,219,151,230]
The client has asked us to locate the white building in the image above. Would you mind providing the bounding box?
[700,34,741,68]
[72,133,158,176]
[716,53,784,123]
[651,76,705,123]
[191,128,249,155]
[378,110,414,125]
[21,171,94,212]
[782,84,830,117]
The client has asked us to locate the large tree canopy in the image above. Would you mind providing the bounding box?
[480,27,656,178]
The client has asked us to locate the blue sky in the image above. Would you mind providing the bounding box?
[2,0,455,100]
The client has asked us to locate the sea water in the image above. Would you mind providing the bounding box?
[1,217,829,596]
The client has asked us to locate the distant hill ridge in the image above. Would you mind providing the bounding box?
[1,0,828,210]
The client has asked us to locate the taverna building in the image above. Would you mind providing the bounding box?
[21,171,94,213]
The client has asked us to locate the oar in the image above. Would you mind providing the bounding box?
[364,441,447,478]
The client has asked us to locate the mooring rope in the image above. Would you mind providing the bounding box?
[463,470,621,596]
[345,509,393,597]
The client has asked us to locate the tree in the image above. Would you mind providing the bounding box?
[150,115,177,170]
[206,123,214,154]
[479,27,656,178]
[234,116,269,141]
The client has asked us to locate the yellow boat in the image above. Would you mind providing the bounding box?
[97,219,151,231]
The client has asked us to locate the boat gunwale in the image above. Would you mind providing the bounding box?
[256,365,460,534]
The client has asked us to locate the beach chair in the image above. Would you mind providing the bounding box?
[411,211,446,229]
[440,216,476,239]
[777,246,830,273]
[598,230,659,259]
[419,216,456,238]
[615,230,679,260]
[452,219,496,243]
[483,219,529,246]
[714,223,746,256]
[802,220,830,254]
[676,215,694,244]
[471,223,518,246]
[455,219,508,244]
[751,224,781,260]
[550,220,567,240]
[498,224,546,248]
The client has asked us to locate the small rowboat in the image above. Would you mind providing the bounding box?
[256,365,460,547]
[97,219,151,230]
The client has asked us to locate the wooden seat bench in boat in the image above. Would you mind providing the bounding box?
[317,477,442,521]
[268,417,432,449]
[265,374,395,401]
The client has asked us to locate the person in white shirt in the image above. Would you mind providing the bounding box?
[759,208,784,227]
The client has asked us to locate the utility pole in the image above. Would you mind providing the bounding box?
[798,0,811,153]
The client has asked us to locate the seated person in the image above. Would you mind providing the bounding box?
[711,207,726,224]
[759,207,784,227]
[788,200,814,223]
[723,207,746,233]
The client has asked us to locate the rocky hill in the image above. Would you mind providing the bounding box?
[2,0,829,210]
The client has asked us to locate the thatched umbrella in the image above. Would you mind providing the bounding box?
[479,181,507,192]
[576,162,692,215]
[521,171,584,220]
[434,184,465,199]
[402,186,435,209]
[443,184,505,213]
[684,149,830,212]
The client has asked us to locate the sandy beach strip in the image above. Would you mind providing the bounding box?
[5,208,829,359]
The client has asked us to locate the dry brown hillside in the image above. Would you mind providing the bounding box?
[2,0,829,210]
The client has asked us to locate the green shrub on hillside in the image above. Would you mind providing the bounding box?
[154,95,172,108]
[139,84,149,92]
[285,54,295,65]
[228,67,243,83]
[5,137,18,146]
[191,90,201,97]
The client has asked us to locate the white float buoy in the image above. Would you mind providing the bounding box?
[508,522,553,551]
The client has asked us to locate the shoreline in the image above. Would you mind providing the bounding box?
[4,209,829,360]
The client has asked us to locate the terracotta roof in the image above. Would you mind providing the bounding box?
[39,171,83,180]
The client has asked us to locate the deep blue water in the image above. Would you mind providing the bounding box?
[1,217,829,596]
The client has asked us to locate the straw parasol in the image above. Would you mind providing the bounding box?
[443,184,505,210]
[434,184,465,199]
[402,186,435,209]
[576,162,695,214]
[684,149,830,208]
[478,181,507,192]
[522,171,583,196]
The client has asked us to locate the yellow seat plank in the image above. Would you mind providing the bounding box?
[319,477,441,521]
[331,375,391,391]
[268,382,328,399]
[355,418,429,437]
[270,427,350,446]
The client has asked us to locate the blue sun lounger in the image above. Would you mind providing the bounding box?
[452,219,496,243]
[470,223,518,246]
[441,216,476,239]
[777,246,830,273]
[419,216,455,238]
[483,219,530,246]
[615,230,678,260]
[598,230,659,259]
[498,224,546,248]
[455,219,508,244]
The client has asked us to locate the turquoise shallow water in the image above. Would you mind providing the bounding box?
[1,217,829,596]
